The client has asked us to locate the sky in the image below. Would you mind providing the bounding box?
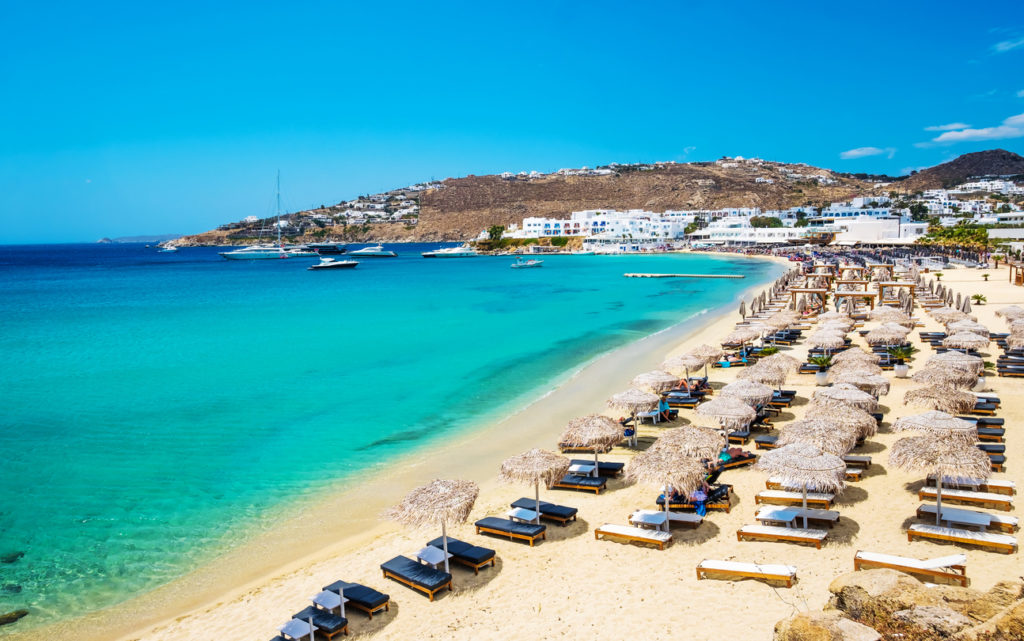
[2,1,1024,243]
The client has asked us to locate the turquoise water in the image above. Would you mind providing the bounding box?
[0,243,782,629]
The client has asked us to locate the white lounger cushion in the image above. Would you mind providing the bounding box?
[920,487,1013,504]
[596,523,672,543]
[909,524,1017,547]
[756,506,840,523]
[928,476,1016,493]
[917,504,1019,528]
[758,490,835,502]
[855,550,966,571]
[698,559,796,576]
[739,524,828,541]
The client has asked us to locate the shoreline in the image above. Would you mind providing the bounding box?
[9,252,788,641]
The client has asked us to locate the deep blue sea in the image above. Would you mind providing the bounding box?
[0,243,780,629]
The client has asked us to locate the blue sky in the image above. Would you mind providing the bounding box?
[2,1,1024,243]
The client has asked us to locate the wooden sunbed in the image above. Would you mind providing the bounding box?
[755,505,840,528]
[854,550,969,586]
[925,476,1016,496]
[843,455,872,469]
[916,505,1018,534]
[474,517,547,546]
[696,559,797,587]
[551,474,606,494]
[918,487,1013,512]
[736,524,828,549]
[907,524,1017,554]
[594,523,672,550]
[630,509,702,529]
[755,490,834,509]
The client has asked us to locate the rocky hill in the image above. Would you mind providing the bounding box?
[175,150,1020,245]
[897,149,1024,191]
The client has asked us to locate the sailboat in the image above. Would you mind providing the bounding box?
[219,173,291,260]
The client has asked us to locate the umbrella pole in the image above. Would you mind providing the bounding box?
[802,484,809,529]
[534,481,541,525]
[441,521,450,574]
[664,484,672,532]
[936,479,942,526]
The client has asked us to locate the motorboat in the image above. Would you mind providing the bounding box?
[308,257,358,270]
[349,243,397,257]
[570,250,594,256]
[284,245,319,257]
[219,244,290,260]
[305,242,347,255]
[158,245,178,253]
[511,257,543,269]
[422,245,479,258]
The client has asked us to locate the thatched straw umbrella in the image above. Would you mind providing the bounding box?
[385,479,479,573]
[738,300,747,319]
[738,361,788,388]
[832,347,880,365]
[691,344,724,364]
[930,307,971,324]
[865,327,908,346]
[889,436,990,525]
[722,327,762,346]
[926,350,984,376]
[804,401,878,438]
[662,354,705,379]
[650,425,725,459]
[819,319,855,332]
[946,319,989,337]
[812,383,879,412]
[631,370,679,394]
[776,418,858,456]
[695,396,756,430]
[625,447,706,523]
[608,388,659,435]
[892,411,977,443]
[829,370,890,396]
[903,385,976,414]
[995,305,1024,321]
[808,331,847,353]
[869,306,910,323]
[500,449,571,524]
[942,331,988,351]
[560,414,622,461]
[829,359,883,376]
[878,322,912,335]
[759,352,801,373]
[720,379,774,407]
[911,367,977,389]
[817,311,853,323]
[755,444,846,528]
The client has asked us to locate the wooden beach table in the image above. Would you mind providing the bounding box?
[696,559,797,587]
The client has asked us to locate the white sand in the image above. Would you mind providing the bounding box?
[20,260,1024,641]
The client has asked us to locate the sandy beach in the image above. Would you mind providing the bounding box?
[18,258,1023,641]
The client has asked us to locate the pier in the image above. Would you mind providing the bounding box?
[624,273,745,279]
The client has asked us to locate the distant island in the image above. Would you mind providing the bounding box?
[97,234,181,244]
[173,149,1024,247]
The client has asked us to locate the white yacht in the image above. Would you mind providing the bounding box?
[422,244,479,258]
[284,246,319,257]
[157,245,178,253]
[308,257,358,270]
[350,244,397,257]
[219,244,290,260]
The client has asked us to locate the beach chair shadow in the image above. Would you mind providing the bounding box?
[450,557,504,595]
[856,441,887,455]
[835,486,868,506]
[903,479,927,493]
[348,601,400,636]
[860,464,887,480]
[829,516,861,544]
[788,396,809,408]
[546,517,592,541]
[672,520,721,545]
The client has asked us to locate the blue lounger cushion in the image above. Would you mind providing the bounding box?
[322,581,390,611]
[427,536,495,565]
[556,474,606,488]
[512,497,578,520]
[474,517,546,538]
[293,605,347,636]
[380,556,451,591]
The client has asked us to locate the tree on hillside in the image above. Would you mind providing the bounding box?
[908,202,929,221]
[750,216,784,228]
[487,225,505,241]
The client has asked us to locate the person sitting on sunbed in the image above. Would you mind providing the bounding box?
[658,397,678,422]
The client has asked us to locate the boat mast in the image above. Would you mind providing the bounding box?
[276,170,282,247]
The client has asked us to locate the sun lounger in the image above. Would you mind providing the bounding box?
[569,459,623,477]
[511,498,577,525]
[754,434,778,450]
[755,490,834,509]
[918,487,1013,511]
[551,473,606,494]
[657,485,732,512]
[719,452,757,469]
[977,427,1005,442]
[727,429,750,445]
[737,524,828,548]
[322,581,390,618]
[474,517,546,546]
[594,523,673,549]
[907,524,1017,554]
[292,606,348,640]
[629,508,703,529]
[427,537,496,574]
[379,556,452,601]
[926,476,1015,495]
[843,455,872,469]
[853,550,968,586]
[755,505,839,528]
[696,559,797,587]
[916,505,1018,534]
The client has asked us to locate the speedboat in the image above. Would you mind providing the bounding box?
[349,244,397,257]
[219,244,290,260]
[511,257,543,269]
[308,257,358,270]
[158,245,178,253]
[422,245,479,258]
[570,250,594,256]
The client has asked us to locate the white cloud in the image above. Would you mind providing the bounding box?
[929,112,1024,144]
[924,122,972,131]
[839,146,896,160]
[993,36,1024,53]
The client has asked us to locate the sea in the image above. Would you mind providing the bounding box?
[0,243,783,630]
